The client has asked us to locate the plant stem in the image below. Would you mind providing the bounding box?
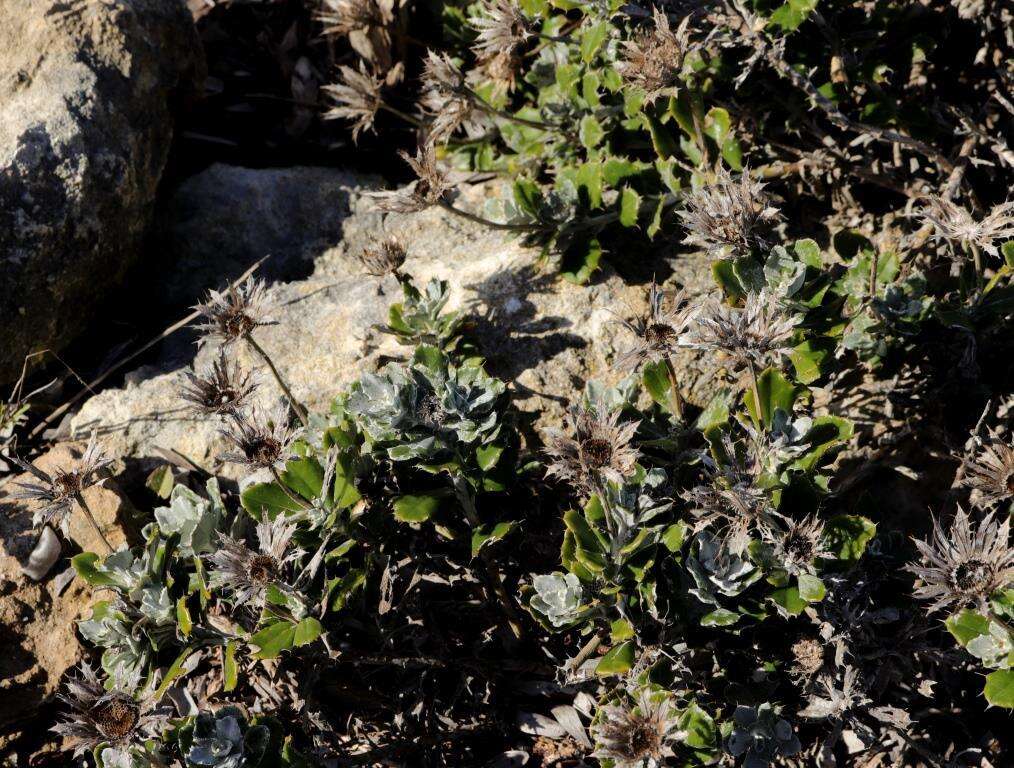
[379,102,424,128]
[244,333,310,428]
[591,477,620,560]
[437,199,546,232]
[569,631,603,671]
[74,492,114,555]
[269,465,312,511]
[663,355,686,422]
[465,87,567,133]
[452,475,524,641]
[746,359,763,429]
[970,243,985,296]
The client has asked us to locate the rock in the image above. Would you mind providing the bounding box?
[0,0,203,384]
[71,165,717,475]
[0,442,134,732]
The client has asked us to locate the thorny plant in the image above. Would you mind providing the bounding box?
[6,0,1013,765]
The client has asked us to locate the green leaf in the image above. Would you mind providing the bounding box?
[580,21,610,62]
[154,647,195,700]
[642,359,672,409]
[701,608,741,626]
[823,515,876,563]
[610,617,635,642]
[293,617,323,647]
[471,521,517,558]
[745,367,799,428]
[770,586,807,616]
[703,107,730,145]
[1002,241,1014,269]
[579,114,605,149]
[71,552,120,587]
[595,640,636,676]
[619,187,642,228]
[984,669,1014,708]
[945,609,991,646]
[645,113,679,159]
[679,701,717,750]
[563,508,608,573]
[176,598,193,637]
[250,621,297,659]
[223,641,239,692]
[281,457,324,501]
[393,493,442,523]
[145,465,175,499]
[476,444,504,472]
[797,574,826,602]
[661,522,688,552]
[241,482,303,521]
[560,236,602,285]
[794,238,822,267]
[789,341,828,385]
[768,0,818,32]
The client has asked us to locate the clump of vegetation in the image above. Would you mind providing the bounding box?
[4,0,1013,765]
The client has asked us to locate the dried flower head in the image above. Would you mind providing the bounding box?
[791,637,825,681]
[193,277,275,347]
[323,64,384,141]
[677,168,781,256]
[682,434,778,554]
[219,409,296,470]
[919,197,1014,258]
[358,237,407,277]
[772,515,830,576]
[10,434,111,529]
[180,354,256,418]
[592,690,685,768]
[684,291,798,370]
[419,51,480,144]
[906,507,1014,613]
[470,0,530,65]
[614,282,699,372]
[962,431,1014,507]
[617,8,691,104]
[545,403,639,493]
[318,0,387,37]
[370,144,452,213]
[210,516,302,608]
[52,665,160,757]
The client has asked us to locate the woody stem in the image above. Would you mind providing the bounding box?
[245,333,310,428]
[74,492,114,555]
[663,355,686,421]
[746,359,763,428]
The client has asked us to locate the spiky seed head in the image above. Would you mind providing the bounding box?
[545,403,640,493]
[682,290,797,370]
[614,282,700,372]
[51,665,159,757]
[962,431,1014,507]
[370,144,453,213]
[219,408,296,470]
[193,277,275,346]
[358,237,407,277]
[179,354,256,418]
[418,51,483,144]
[791,637,825,681]
[323,64,384,142]
[592,690,685,768]
[677,168,782,256]
[209,516,302,608]
[772,515,830,576]
[617,9,691,104]
[318,0,388,37]
[906,507,1014,613]
[918,197,1014,258]
[470,0,530,64]
[10,434,111,529]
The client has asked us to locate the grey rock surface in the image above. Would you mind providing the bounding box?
[71,164,717,476]
[0,0,202,384]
